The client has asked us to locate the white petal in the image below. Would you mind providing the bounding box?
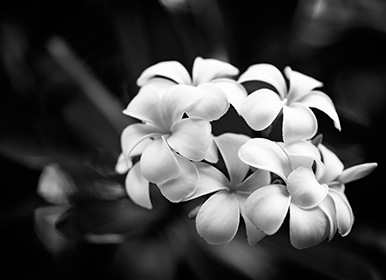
[188,83,230,121]
[168,118,211,161]
[215,133,251,185]
[329,188,354,236]
[192,57,239,85]
[123,86,163,126]
[239,138,292,181]
[238,63,287,99]
[245,184,290,235]
[318,144,344,184]
[241,89,284,131]
[238,169,271,194]
[115,153,132,174]
[338,162,378,184]
[137,60,192,86]
[140,138,179,183]
[298,90,341,130]
[284,140,325,180]
[236,193,266,246]
[196,191,240,245]
[285,67,323,103]
[161,85,203,126]
[287,166,328,209]
[125,162,152,209]
[212,79,248,114]
[289,203,329,249]
[121,123,164,157]
[283,104,318,143]
[139,77,176,96]
[185,162,228,201]
[318,195,338,241]
[204,135,219,163]
[157,155,198,202]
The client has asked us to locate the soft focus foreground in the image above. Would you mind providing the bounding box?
[1,1,385,280]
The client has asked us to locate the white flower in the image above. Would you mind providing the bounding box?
[184,133,270,245]
[239,138,332,249]
[118,85,213,209]
[239,64,341,143]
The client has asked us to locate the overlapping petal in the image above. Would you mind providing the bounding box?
[125,162,152,209]
[215,133,251,185]
[284,67,323,103]
[236,192,266,246]
[297,90,341,131]
[140,137,179,183]
[338,162,378,184]
[196,190,240,245]
[123,86,163,126]
[137,60,192,86]
[241,89,284,131]
[157,155,199,203]
[237,169,271,193]
[184,162,228,201]
[239,138,292,181]
[168,117,211,161]
[211,79,248,114]
[245,184,291,235]
[287,166,328,209]
[121,123,164,157]
[329,188,354,236]
[289,203,329,249]
[187,83,229,121]
[283,104,318,143]
[238,64,287,99]
[318,144,344,184]
[192,57,239,85]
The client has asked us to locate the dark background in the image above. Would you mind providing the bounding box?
[1,0,385,279]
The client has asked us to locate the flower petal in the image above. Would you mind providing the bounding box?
[236,193,266,246]
[284,67,323,102]
[289,203,329,249]
[212,79,248,114]
[238,64,287,99]
[125,162,152,209]
[121,123,164,157]
[192,57,239,85]
[238,169,271,193]
[240,89,284,131]
[318,195,338,241]
[284,140,324,180]
[185,162,228,201]
[187,83,230,121]
[123,86,163,126]
[215,133,251,185]
[283,103,318,143]
[287,166,328,209]
[137,60,192,86]
[157,155,199,202]
[115,153,132,174]
[168,117,211,161]
[204,136,219,163]
[196,191,240,245]
[239,138,292,181]
[138,77,176,96]
[318,144,344,184]
[329,188,354,236]
[338,162,378,184]
[140,138,179,183]
[298,90,341,130]
[245,184,290,235]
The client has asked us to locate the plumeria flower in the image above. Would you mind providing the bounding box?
[137,56,248,120]
[238,64,341,143]
[185,133,270,246]
[118,85,213,209]
[316,143,377,238]
[239,138,333,249]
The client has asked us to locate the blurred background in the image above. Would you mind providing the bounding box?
[1,0,385,279]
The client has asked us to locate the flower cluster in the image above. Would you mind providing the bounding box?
[117,57,377,249]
